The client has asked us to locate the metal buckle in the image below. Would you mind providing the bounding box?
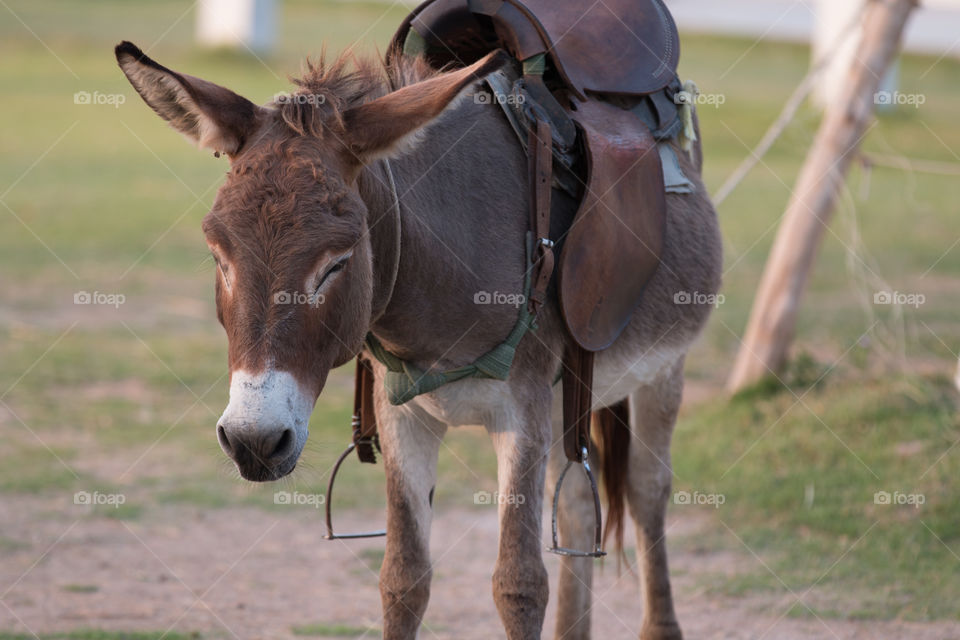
[323,439,386,540]
[538,237,555,249]
[547,446,606,558]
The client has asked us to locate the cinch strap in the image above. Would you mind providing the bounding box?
[365,236,538,406]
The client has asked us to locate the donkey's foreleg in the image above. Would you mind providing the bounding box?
[628,359,685,640]
[547,402,596,640]
[488,389,551,639]
[377,403,446,640]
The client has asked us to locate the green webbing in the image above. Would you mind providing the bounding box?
[403,29,428,57]
[522,53,546,76]
[366,238,537,406]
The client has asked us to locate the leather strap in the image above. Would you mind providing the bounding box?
[352,356,380,464]
[561,343,594,463]
[526,100,595,465]
[526,112,594,465]
[527,116,554,315]
[368,158,402,324]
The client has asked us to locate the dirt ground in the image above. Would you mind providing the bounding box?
[2,496,958,640]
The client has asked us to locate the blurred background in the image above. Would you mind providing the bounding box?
[1,1,958,638]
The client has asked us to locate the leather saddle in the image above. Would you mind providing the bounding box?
[390,0,679,100]
[388,0,683,466]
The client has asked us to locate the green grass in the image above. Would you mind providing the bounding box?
[290,623,376,637]
[0,0,958,627]
[60,584,100,593]
[672,371,960,620]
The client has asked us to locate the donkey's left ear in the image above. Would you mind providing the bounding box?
[340,50,508,165]
[115,41,265,156]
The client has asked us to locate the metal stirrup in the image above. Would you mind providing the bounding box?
[323,439,386,540]
[547,446,606,558]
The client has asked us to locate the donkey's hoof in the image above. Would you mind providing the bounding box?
[640,621,683,640]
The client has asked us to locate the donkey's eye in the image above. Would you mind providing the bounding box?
[210,251,228,274]
[314,255,349,292]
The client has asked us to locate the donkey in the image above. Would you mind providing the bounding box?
[116,38,721,640]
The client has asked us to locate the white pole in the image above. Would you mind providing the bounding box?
[813,0,898,109]
[196,0,276,54]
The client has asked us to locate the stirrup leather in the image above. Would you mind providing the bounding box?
[547,344,606,558]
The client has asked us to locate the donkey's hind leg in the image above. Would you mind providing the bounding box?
[547,396,598,640]
[627,358,685,640]
[376,400,447,640]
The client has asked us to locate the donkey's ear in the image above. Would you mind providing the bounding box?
[341,50,508,164]
[115,41,264,156]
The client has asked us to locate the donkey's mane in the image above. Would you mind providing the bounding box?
[274,49,439,138]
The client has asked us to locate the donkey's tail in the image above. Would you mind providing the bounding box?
[592,398,631,555]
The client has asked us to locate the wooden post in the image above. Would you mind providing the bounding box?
[726,0,917,394]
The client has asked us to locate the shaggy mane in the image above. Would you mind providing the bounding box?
[273,49,440,138]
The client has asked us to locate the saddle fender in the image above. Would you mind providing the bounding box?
[559,100,666,352]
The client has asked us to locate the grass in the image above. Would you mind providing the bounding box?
[290,623,376,637]
[60,584,99,593]
[672,370,960,620]
[0,0,958,629]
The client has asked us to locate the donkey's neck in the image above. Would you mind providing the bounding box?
[357,99,531,369]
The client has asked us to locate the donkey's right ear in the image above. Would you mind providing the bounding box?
[115,41,265,156]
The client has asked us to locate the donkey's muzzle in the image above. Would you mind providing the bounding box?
[216,368,314,482]
[217,421,298,481]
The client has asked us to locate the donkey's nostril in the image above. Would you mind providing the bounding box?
[269,428,295,460]
[217,424,234,455]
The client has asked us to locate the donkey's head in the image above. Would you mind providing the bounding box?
[116,42,502,481]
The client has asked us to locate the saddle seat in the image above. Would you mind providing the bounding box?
[389,0,680,100]
[389,0,685,358]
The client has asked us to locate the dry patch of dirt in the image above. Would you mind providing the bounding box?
[1,497,957,640]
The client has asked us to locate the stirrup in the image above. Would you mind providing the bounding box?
[323,439,386,540]
[547,446,606,558]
